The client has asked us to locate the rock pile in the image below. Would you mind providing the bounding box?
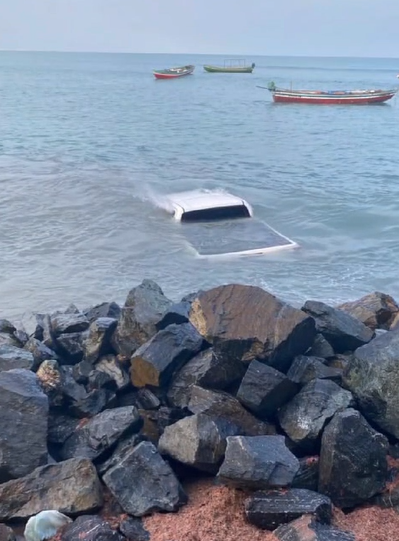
[1,282,399,540]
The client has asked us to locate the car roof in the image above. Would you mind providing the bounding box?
[166,189,249,213]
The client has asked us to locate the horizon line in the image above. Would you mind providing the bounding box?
[0,49,399,60]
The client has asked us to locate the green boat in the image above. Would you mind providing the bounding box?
[203,59,255,73]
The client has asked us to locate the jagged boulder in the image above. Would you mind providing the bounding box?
[95,355,130,390]
[307,334,335,359]
[0,458,102,520]
[60,406,142,461]
[119,517,150,541]
[0,369,48,482]
[287,356,343,385]
[111,280,172,358]
[61,515,124,541]
[344,328,399,438]
[217,435,299,489]
[237,360,298,419]
[0,345,34,372]
[103,441,187,516]
[158,413,240,473]
[83,301,121,323]
[302,300,374,353]
[318,408,388,508]
[24,337,58,370]
[338,291,398,330]
[292,457,319,491]
[188,386,276,436]
[189,284,316,371]
[51,312,90,336]
[167,348,245,408]
[130,323,204,388]
[244,488,332,530]
[278,379,353,452]
[83,318,117,364]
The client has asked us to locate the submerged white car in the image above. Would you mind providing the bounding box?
[165,189,298,258]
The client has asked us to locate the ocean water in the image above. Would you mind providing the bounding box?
[1,51,399,319]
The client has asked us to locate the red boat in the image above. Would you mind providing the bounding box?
[260,82,397,105]
[153,65,195,80]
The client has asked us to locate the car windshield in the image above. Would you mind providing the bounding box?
[181,204,250,222]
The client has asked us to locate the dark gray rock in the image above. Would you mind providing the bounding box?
[156,301,191,330]
[61,515,124,541]
[0,369,48,483]
[35,313,56,349]
[56,331,88,364]
[103,441,187,516]
[188,386,276,436]
[97,433,144,475]
[167,348,245,408]
[0,320,16,334]
[83,318,117,364]
[138,406,189,445]
[24,337,58,370]
[343,328,399,438]
[244,488,332,530]
[51,312,90,336]
[87,369,117,392]
[0,332,21,348]
[0,458,102,520]
[68,388,115,418]
[189,284,316,372]
[83,301,121,323]
[0,346,34,372]
[274,515,355,541]
[307,334,335,359]
[302,300,374,353]
[95,355,130,390]
[112,279,172,359]
[131,323,204,388]
[118,388,160,410]
[119,517,150,541]
[217,435,299,489]
[61,406,142,461]
[48,413,80,444]
[287,356,343,385]
[338,291,398,331]
[292,457,319,491]
[237,360,298,419]
[158,413,240,473]
[278,379,353,452]
[319,408,388,508]
[72,359,92,384]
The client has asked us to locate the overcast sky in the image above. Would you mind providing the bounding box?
[1,0,399,57]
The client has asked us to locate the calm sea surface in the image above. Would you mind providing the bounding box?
[1,51,399,319]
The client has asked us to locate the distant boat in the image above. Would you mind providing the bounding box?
[153,65,195,80]
[259,81,397,105]
[204,59,255,73]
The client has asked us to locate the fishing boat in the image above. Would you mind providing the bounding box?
[260,81,397,105]
[153,65,195,80]
[204,59,255,73]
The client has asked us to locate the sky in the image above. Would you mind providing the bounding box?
[1,0,399,57]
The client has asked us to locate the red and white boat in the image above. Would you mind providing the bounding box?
[260,82,397,105]
[153,65,195,80]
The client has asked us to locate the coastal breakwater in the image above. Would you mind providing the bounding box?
[1,281,399,540]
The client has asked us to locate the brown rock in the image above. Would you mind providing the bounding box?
[0,458,103,520]
[189,284,316,371]
[338,292,398,331]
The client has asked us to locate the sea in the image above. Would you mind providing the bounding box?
[1,51,399,320]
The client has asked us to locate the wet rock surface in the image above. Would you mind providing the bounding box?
[318,408,388,508]
[244,488,332,530]
[302,300,374,352]
[217,435,300,489]
[103,441,187,516]
[0,281,398,541]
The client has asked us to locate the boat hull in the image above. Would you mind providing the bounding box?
[153,65,195,79]
[272,91,396,105]
[203,65,254,73]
